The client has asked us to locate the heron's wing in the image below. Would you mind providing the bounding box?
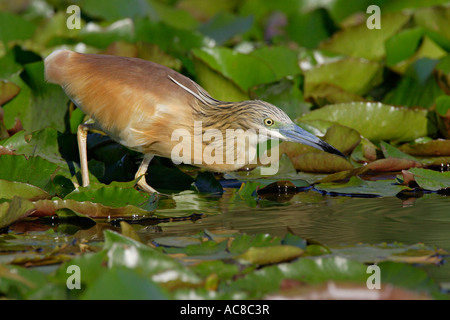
[45,50,199,154]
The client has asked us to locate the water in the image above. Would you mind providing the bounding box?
[141,189,450,284]
[150,190,450,250]
[6,188,450,285]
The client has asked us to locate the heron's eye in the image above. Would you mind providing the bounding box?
[264,118,274,126]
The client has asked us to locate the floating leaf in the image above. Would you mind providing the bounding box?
[198,12,253,45]
[104,230,201,285]
[0,155,61,194]
[303,58,382,99]
[403,167,450,191]
[251,77,311,120]
[299,102,435,142]
[2,62,69,133]
[399,139,450,156]
[228,257,368,297]
[366,158,422,172]
[413,5,450,51]
[265,281,431,300]
[0,180,50,201]
[0,12,36,45]
[315,176,410,197]
[0,80,20,105]
[237,245,303,265]
[64,185,155,210]
[383,58,446,109]
[0,197,35,229]
[33,198,153,219]
[380,141,420,161]
[82,267,168,300]
[320,11,410,61]
[192,47,277,100]
[291,153,354,173]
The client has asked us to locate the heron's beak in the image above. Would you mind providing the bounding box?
[279,124,346,158]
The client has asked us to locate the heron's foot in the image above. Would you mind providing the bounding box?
[135,176,159,194]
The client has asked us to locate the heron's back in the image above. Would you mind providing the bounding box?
[44,50,197,155]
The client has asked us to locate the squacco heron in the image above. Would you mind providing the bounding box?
[44,50,345,193]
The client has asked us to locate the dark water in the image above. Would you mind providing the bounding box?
[141,189,450,284]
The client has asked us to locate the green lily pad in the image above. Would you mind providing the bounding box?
[80,0,149,21]
[399,139,450,156]
[303,57,383,98]
[0,197,35,229]
[366,158,422,172]
[252,77,311,120]
[237,245,304,265]
[298,102,434,142]
[0,12,36,45]
[192,47,277,100]
[227,256,368,297]
[64,185,155,210]
[2,61,68,134]
[320,11,410,61]
[291,153,354,173]
[315,176,410,197]
[404,167,450,191]
[383,58,446,109]
[104,230,201,285]
[324,124,361,155]
[0,180,50,201]
[82,267,168,300]
[380,141,420,161]
[33,198,153,219]
[413,5,450,51]
[78,19,134,49]
[0,155,62,194]
[0,80,20,105]
[385,27,425,67]
[198,12,253,45]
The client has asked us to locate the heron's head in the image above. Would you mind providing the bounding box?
[241,100,346,158]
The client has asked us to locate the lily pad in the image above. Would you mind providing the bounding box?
[237,245,304,265]
[399,139,450,156]
[104,230,201,285]
[402,167,450,191]
[366,158,422,172]
[298,102,435,142]
[314,176,410,197]
[2,61,69,133]
[291,153,354,173]
[303,57,383,98]
[0,155,62,194]
[0,80,20,105]
[82,267,168,300]
[192,47,278,100]
[0,197,35,229]
[383,58,446,109]
[0,180,50,201]
[320,11,410,61]
[32,199,153,219]
[64,185,155,210]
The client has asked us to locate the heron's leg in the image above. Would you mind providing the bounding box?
[77,124,91,187]
[135,154,158,194]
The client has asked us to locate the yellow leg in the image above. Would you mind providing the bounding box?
[77,124,90,187]
[135,154,158,194]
